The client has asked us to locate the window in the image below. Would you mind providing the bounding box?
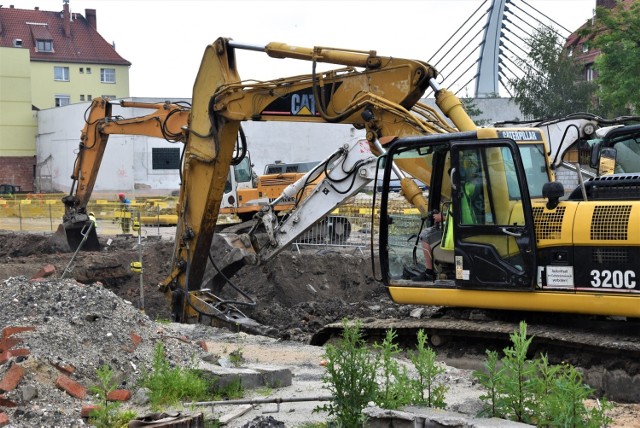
[567,47,573,57]
[37,39,53,52]
[100,68,116,83]
[152,148,181,170]
[586,64,595,82]
[79,67,84,74]
[55,95,70,107]
[80,95,85,102]
[88,95,92,101]
[54,66,69,81]
[86,67,92,74]
[582,43,589,53]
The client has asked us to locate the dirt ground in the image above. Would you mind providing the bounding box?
[0,230,402,343]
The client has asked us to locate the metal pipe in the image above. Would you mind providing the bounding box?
[187,395,333,407]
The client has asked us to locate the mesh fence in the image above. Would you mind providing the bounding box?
[0,194,422,250]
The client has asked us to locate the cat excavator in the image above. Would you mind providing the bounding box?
[60,38,639,335]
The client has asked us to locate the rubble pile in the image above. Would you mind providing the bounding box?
[0,276,207,427]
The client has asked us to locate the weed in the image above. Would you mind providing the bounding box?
[407,329,447,408]
[256,386,273,397]
[141,342,210,409]
[374,329,415,409]
[229,348,244,367]
[315,319,379,427]
[89,365,136,428]
[474,321,613,426]
[219,377,244,400]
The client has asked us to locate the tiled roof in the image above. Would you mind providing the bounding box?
[0,5,130,66]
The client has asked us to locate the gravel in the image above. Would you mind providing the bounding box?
[0,276,208,427]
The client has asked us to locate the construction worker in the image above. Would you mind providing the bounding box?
[118,192,131,233]
[419,209,444,280]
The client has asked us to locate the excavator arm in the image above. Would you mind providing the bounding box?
[163,37,479,325]
[59,99,190,250]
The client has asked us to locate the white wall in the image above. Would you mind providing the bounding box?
[36,97,529,196]
[36,98,366,196]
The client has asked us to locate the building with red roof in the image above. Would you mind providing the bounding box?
[0,1,130,191]
[563,0,635,84]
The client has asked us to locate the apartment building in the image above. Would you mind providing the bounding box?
[0,1,130,191]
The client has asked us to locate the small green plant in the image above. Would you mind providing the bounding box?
[374,329,415,409]
[407,329,447,408]
[89,365,137,428]
[474,349,501,418]
[229,348,244,367]
[315,319,379,427]
[218,377,244,400]
[141,342,210,409]
[498,321,537,423]
[256,386,273,397]
[474,321,613,426]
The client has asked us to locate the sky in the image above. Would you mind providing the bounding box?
[12,0,597,98]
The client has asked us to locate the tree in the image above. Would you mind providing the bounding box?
[509,26,596,119]
[587,2,640,116]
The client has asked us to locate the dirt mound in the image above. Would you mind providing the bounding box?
[0,232,405,342]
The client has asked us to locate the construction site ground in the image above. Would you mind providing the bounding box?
[0,228,639,427]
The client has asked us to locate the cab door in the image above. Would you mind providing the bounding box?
[450,139,537,289]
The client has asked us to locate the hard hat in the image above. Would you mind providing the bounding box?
[89,212,95,216]
[118,192,125,198]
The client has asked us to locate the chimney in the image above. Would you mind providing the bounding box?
[85,9,97,30]
[34,7,39,10]
[63,0,70,37]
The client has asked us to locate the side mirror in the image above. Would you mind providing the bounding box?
[542,181,564,210]
[598,147,617,176]
[589,141,602,169]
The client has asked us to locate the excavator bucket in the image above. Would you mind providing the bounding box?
[54,220,101,252]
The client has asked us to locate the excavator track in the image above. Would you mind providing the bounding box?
[311,313,640,402]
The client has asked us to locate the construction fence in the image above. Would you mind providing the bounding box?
[0,195,423,251]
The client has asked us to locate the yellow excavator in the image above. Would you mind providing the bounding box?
[60,37,639,333]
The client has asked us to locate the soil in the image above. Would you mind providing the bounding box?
[0,230,405,343]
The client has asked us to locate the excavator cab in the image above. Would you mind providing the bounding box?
[378,132,537,297]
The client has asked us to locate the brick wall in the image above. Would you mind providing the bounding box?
[0,157,35,192]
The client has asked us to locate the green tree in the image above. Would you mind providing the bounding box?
[509,26,596,118]
[587,2,640,116]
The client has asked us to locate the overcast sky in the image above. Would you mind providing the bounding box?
[14,0,596,98]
